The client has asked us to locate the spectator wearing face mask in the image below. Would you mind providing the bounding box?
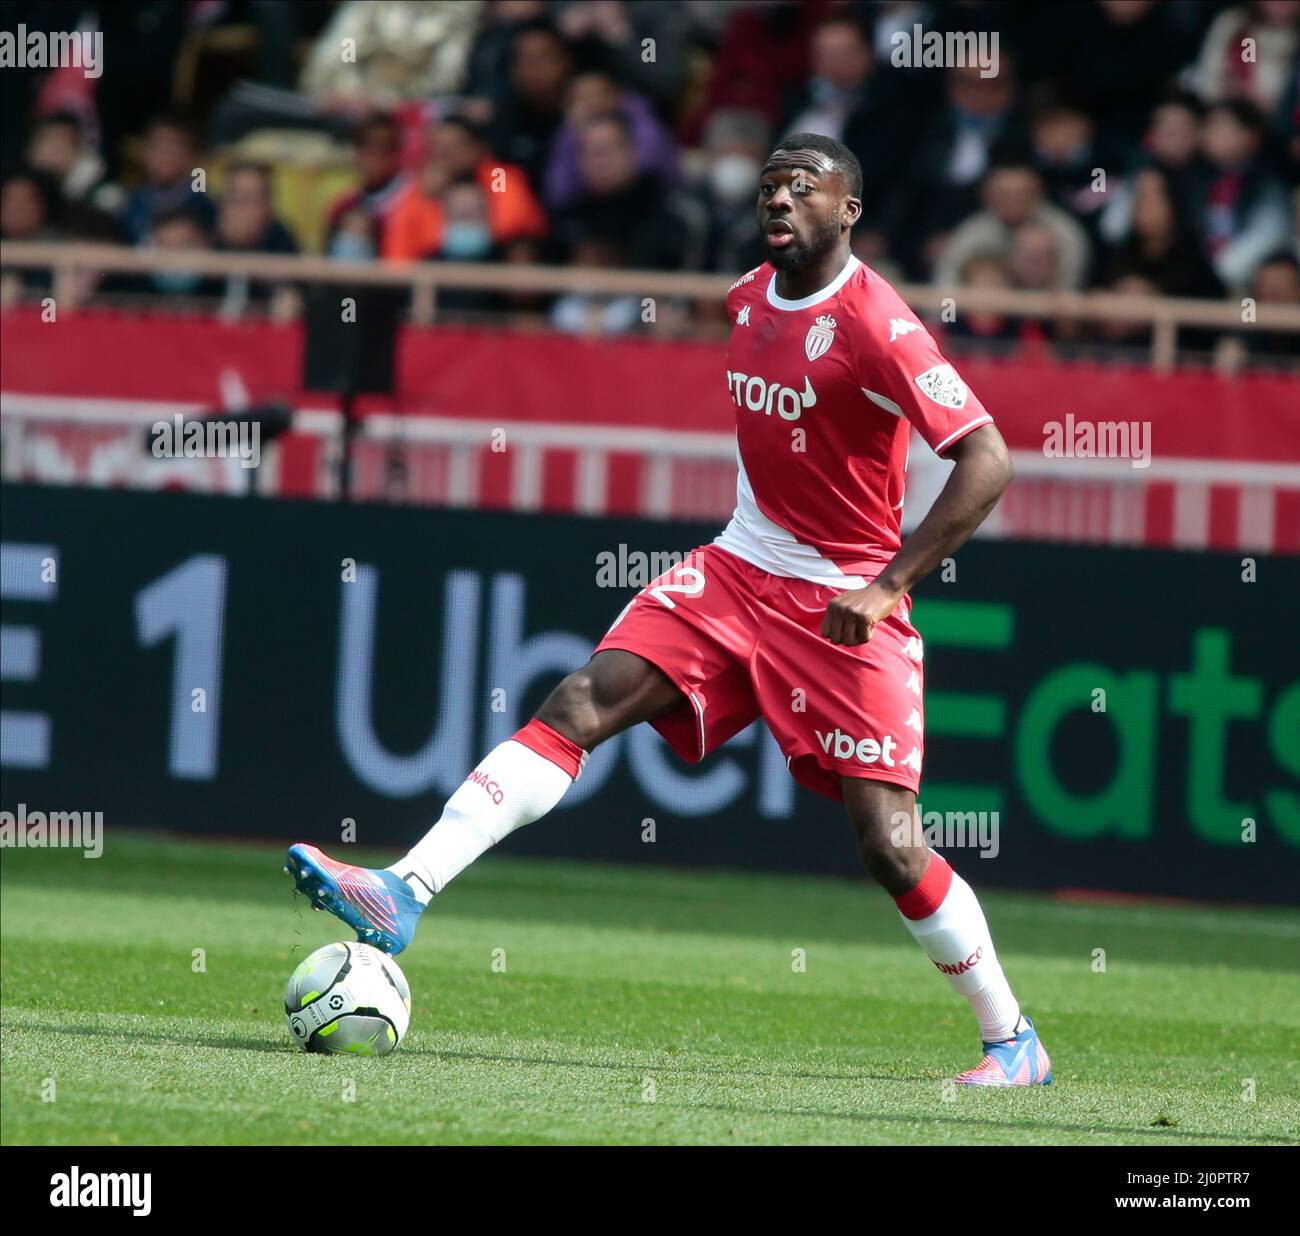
[543,68,679,212]
[384,115,548,262]
[138,205,224,300]
[330,208,380,262]
[684,108,770,273]
[427,178,502,315]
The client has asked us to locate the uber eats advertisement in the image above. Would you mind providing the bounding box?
[2,482,1296,904]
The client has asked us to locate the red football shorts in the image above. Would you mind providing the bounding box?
[594,543,925,800]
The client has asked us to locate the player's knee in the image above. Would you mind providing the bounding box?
[848,798,927,895]
[536,669,604,749]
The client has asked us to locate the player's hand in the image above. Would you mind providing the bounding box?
[821,580,902,646]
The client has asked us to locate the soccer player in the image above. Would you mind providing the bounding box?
[287,133,1052,1087]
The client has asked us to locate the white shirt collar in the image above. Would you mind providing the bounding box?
[766,254,861,311]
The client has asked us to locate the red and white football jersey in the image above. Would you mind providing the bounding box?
[714,255,993,586]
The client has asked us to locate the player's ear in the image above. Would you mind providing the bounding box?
[844,196,863,228]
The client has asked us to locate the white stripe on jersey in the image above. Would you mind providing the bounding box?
[714,449,869,588]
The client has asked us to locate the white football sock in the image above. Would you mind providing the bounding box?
[896,850,1023,1042]
[388,737,578,903]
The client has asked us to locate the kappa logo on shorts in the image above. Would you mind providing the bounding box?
[815,728,898,767]
[914,363,968,409]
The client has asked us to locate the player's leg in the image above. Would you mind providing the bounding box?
[841,777,1051,1086]
[388,648,683,896]
[286,650,682,953]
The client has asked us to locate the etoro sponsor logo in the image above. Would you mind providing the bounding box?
[933,946,984,976]
[726,371,817,421]
[816,727,898,767]
[466,768,504,804]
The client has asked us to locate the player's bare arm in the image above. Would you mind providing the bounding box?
[822,424,1013,646]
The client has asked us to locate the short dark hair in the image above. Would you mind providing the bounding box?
[352,112,401,147]
[226,160,272,186]
[150,202,209,234]
[1258,251,1300,274]
[439,114,485,145]
[144,113,198,145]
[35,110,83,137]
[1154,89,1204,119]
[2,167,61,221]
[512,16,569,55]
[583,110,635,143]
[768,132,862,198]
[1207,98,1267,137]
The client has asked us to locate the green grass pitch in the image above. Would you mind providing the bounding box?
[2,833,1297,1145]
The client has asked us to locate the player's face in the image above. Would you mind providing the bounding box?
[757,150,858,270]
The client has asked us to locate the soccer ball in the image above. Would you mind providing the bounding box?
[284,941,411,1056]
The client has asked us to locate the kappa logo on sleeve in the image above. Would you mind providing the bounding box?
[914,363,968,409]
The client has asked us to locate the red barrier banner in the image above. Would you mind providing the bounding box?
[3,307,1298,551]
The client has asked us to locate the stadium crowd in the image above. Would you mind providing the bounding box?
[1,0,1298,353]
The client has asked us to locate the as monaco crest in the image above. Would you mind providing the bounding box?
[804,314,837,362]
